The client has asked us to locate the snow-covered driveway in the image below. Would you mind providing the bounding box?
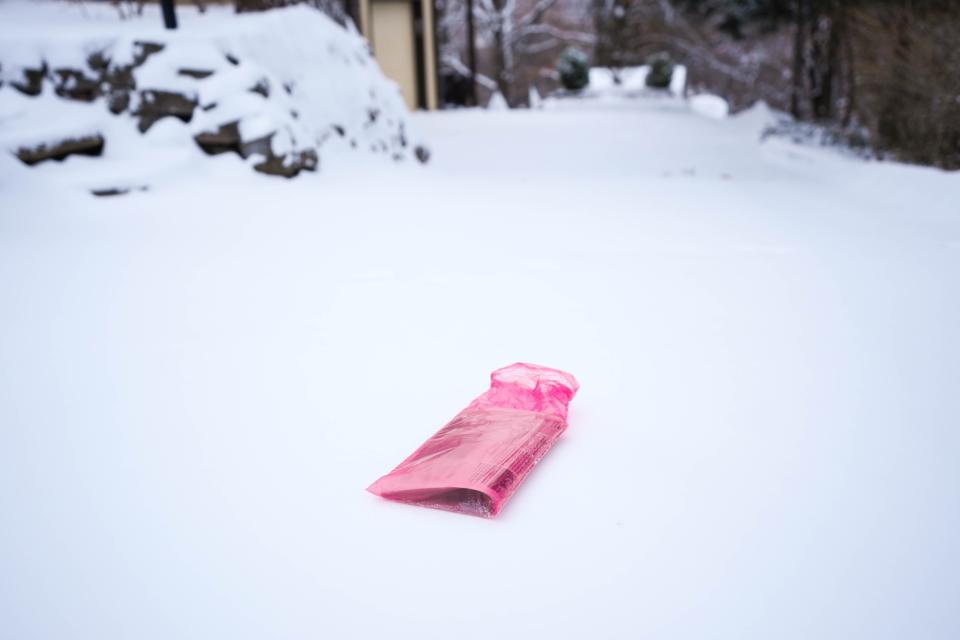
[1,100,958,638]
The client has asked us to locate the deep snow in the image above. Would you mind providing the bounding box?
[2,35,960,640]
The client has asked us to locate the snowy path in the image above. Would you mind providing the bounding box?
[1,101,959,639]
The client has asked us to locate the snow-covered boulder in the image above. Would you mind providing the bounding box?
[16,133,104,166]
[487,92,509,110]
[690,94,730,120]
[0,3,427,180]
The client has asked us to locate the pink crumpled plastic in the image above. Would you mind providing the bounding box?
[367,363,579,518]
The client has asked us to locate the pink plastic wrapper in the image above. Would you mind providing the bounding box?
[367,363,579,518]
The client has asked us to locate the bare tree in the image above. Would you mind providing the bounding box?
[473,0,594,104]
[845,1,960,168]
[587,0,793,103]
[591,0,648,82]
[791,0,853,124]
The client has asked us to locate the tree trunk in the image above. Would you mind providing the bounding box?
[793,0,853,124]
[491,0,513,104]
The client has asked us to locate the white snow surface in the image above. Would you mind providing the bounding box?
[2,39,960,640]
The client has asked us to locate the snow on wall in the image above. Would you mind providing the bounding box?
[0,2,426,179]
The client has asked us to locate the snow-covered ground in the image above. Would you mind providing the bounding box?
[3,66,960,639]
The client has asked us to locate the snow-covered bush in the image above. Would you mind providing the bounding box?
[645,52,674,90]
[0,4,427,179]
[557,48,590,92]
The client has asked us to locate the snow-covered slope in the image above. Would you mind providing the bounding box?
[2,43,959,640]
[0,1,424,182]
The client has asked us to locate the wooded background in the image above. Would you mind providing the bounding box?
[103,0,960,170]
[438,0,960,171]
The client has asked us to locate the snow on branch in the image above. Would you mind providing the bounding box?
[512,23,596,47]
[442,53,499,91]
[515,0,559,30]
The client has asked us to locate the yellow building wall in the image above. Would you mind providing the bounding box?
[359,0,437,111]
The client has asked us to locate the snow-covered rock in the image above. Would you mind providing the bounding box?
[528,86,542,109]
[16,133,104,165]
[487,91,509,110]
[669,64,687,97]
[690,93,730,120]
[0,2,427,180]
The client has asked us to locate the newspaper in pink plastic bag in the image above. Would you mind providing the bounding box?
[367,363,579,518]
